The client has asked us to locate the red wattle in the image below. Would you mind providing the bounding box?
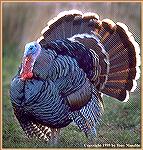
[20,72,33,80]
[20,55,33,80]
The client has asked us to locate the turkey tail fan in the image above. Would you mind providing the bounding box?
[37,10,101,46]
[70,18,140,101]
[98,19,140,101]
[37,10,140,102]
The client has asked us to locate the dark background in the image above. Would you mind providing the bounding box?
[2,2,141,148]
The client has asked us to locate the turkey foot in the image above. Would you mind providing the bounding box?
[49,128,60,146]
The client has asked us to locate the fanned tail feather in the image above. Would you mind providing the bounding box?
[38,10,100,45]
[37,10,140,101]
[98,19,140,101]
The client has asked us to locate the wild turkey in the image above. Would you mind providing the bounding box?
[10,10,140,145]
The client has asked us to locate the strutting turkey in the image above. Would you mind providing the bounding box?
[10,10,140,145]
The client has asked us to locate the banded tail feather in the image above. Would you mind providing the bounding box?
[98,19,140,101]
[38,10,100,45]
[38,10,140,102]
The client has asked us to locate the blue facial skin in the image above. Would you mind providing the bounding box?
[24,42,38,57]
[20,41,41,75]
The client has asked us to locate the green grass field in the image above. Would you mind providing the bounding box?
[2,44,141,148]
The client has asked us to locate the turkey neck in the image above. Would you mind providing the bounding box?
[20,55,35,80]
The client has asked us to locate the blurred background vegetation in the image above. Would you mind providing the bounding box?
[2,2,141,148]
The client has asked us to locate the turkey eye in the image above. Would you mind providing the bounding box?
[35,45,37,47]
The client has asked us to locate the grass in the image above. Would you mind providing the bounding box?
[2,43,141,148]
